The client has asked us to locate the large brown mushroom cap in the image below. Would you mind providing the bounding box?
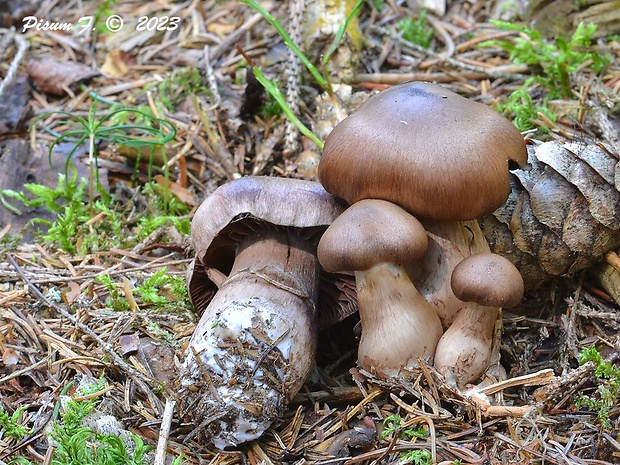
[318,82,528,221]
[188,176,355,326]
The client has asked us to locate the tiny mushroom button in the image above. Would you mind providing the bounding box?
[433,253,525,386]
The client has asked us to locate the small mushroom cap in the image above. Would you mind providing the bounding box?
[188,176,355,326]
[318,81,528,221]
[450,253,524,307]
[318,199,428,272]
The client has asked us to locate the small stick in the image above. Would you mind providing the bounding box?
[207,12,265,62]
[606,251,620,273]
[203,45,221,109]
[0,356,50,385]
[0,29,29,97]
[154,398,176,465]
[477,368,556,396]
[370,24,530,81]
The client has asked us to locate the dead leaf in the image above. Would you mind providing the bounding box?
[65,282,82,304]
[101,50,130,77]
[26,56,99,96]
[137,337,177,385]
[2,347,19,366]
[2,328,19,366]
[207,22,236,38]
[153,174,198,206]
[0,75,32,136]
[119,333,140,356]
[315,417,376,459]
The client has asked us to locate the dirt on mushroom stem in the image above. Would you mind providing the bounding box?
[178,228,321,449]
[178,176,358,448]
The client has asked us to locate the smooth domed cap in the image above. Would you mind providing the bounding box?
[318,199,428,272]
[188,176,355,326]
[318,82,528,221]
[450,253,524,307]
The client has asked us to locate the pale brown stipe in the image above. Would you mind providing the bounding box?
[180,176,355,449]
[318,199,443,379]
[318,81,528,220]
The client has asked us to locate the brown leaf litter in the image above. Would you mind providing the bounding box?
[1,0,620,463]
[26,56,99,96]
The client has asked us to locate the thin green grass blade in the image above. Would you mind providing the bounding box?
[322,0,364,66]
[240,0,328,89]
[252,67,324,150]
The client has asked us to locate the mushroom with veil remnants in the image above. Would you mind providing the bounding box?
[179,176,356,449]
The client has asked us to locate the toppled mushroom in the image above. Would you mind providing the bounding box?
[318,81,527,386]
[317,199,443,378]
[179,176,355,449]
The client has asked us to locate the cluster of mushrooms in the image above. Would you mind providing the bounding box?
[178,82,528,449]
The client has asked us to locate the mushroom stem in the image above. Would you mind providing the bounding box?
[231,228,320,304]
[408,231,465,328]
[418,219,501,387]
[180,229,320,449]
[355,262,443,379]
[432,302,498,387]
[422,219,491,257]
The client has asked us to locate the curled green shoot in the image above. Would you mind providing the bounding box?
[30,94,176,208]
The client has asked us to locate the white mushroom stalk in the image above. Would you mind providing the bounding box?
[437,247,524,386]
[178,176,353,449]
[354,263,442,377]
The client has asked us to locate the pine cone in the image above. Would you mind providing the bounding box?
[480,139,620,289]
